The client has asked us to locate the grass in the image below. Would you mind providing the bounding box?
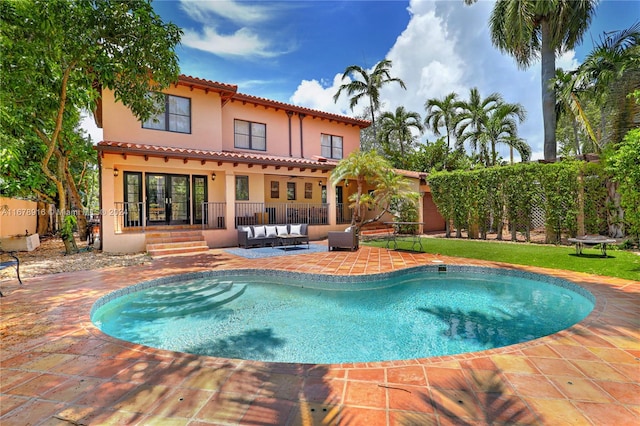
[365,237,640,281]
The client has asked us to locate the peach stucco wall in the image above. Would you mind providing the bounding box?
[0,197,38,237]
[102,87,223,151]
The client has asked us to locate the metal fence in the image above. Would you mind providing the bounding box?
[113,202,144,233]
[234,202,331,227]
[201,202,227,229]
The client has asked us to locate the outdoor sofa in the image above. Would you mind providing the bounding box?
[237,224,309,248]
[327,227,359,251]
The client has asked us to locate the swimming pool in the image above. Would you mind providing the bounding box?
[91,266,594,364]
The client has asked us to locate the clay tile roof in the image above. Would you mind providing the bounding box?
[96,141,340,169]
[177,75,237,93]
[231,92,370,128]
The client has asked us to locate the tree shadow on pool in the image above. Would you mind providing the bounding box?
[416,306,560,348]
[184,328,286,360]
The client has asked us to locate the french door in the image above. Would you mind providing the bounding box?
[146,174,190,225]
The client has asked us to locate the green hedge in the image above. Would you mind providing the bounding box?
[428,161,611,242]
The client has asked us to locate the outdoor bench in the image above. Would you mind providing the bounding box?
[237,224,309,249]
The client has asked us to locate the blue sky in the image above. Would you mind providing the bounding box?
[84,0,638,161]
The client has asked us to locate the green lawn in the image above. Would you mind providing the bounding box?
[365,237,640,281]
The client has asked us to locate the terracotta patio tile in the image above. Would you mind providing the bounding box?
[386,385,433,413]
[529,357,585,377]
[474,392,539,424]
[194,391,253,423]
[112,383,172,413]
[0,399,65,426]
[525,397,591,425]
[503,373,565,398]
[587,346,639,364]
[258,372,304,400]
[179,365,233,391]
[490,355,538,374]
[289,401,341,425]
[549,376,613,403]
[150,387,213,419]
[596,380,640,405]
[347,367,386,382]
[0,370,39,393]
[0,394,29,416]
[6,372,68,397]
[302,377,344,403]
[522,344,561,358]
[344,380,387,408]
[339,406,387,426]
[240,396,296,424]
[41,377,104,403]
[574,401,638,425]
[570,359,629,382]
[389,409,436,426]
[424,366,468,390]
[429,387,481,422]
[550,343,602,361]
[386,366,427,386]
[73,380,138,406]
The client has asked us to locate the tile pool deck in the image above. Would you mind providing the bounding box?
[1,245,638,425]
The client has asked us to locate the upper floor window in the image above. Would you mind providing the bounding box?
[235,119,266,151]
[142,94,191,134]
[321,134,343,159]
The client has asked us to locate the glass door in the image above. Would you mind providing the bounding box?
[146,174,167,224]
[146,173,190,225]
[169,175,189,224]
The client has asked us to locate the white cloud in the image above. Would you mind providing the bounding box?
[180,0,273,25]
[179,0,293,59]
[290,74,354,116]
[290,0,583,163]
[182,27,280,58]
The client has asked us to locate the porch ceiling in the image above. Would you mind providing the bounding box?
[96,141,337,172]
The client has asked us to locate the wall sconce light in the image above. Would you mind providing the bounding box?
[211,172,216,181]
[113,168,119,177]
[318,180,323,187]
[344,180,349,187]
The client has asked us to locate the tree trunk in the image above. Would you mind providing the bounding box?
[606,180,625,238]
[541,19,557,162]
[36,202,51,236]
[63,162,88,241]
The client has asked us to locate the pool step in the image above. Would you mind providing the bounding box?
[121,283,246,319]
[129,281,234,307]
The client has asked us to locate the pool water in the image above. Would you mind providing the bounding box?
[92,268,594,364]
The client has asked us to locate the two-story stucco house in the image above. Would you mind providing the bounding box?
[95,74,444,254]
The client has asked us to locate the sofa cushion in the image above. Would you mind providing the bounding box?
[253,226,266,238]
[276,225,288,235]
[239,226,253,238]
[290,224,302,235]
[265,226,277,238]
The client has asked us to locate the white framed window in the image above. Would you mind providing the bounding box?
[321,134,343,159]
[142,94,191,134]
[234,119,266,151]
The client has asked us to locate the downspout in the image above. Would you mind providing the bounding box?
[298,113,306,158]
[286,111,293,157]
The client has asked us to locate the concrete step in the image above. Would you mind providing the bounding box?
[147,244,209,258]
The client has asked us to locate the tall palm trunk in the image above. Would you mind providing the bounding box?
[541,19,557,161]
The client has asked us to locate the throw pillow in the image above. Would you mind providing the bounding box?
[240,226,253,238]
[265,226,277,238]
[344,226,352,233]
[276,225,288,235]
[253,226,266,238]
[290,224,302,235]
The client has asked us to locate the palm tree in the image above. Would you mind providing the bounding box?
[455,87,502,165]
[572,23,640,148]
[333,59,406,140]
[424,92,460,152]
[483,102,528,166]
[329,150,416,230]
[488,0,597,161]
[379,106,424,168]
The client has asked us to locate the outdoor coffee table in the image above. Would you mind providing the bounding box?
[276,234,308,250]
[567,235,617,257]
